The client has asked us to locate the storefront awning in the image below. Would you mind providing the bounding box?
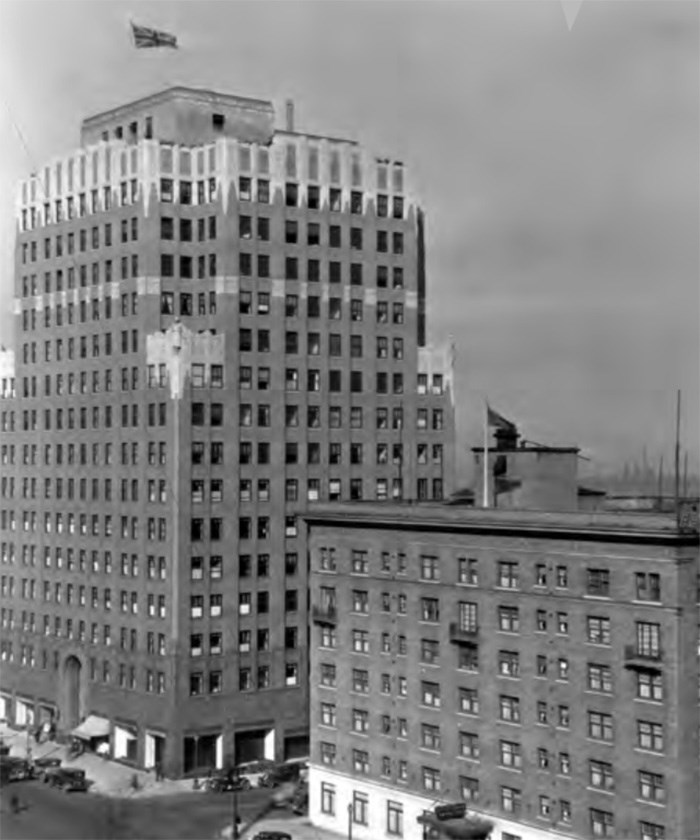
[72,715,110,740]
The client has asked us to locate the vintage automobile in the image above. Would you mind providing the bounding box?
[32,756,62,781]
[251,833,293,840]
[45,767,89,792]
[0,756,33,784]
[258,761,305,789]
[203,771,252,793]
[235,758,275,788]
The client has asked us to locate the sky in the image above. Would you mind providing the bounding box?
[0,0,697,483]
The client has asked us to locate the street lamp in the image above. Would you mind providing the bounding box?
[347,802,353,840]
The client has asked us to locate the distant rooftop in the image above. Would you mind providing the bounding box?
[82,85,273,127]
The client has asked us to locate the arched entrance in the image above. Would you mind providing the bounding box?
[62,656,82,730]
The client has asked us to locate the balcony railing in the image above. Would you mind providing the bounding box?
[624,645,663,671]
[312,605,338,625]
[449,622,479,645]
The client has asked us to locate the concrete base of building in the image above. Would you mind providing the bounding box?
[309,766,575,840]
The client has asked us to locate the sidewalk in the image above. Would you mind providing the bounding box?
[0,722,195,799]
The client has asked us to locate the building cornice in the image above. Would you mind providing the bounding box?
[301,503,699,546]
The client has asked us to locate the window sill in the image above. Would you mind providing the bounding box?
[586,786,615,797]
[635,798,666,808]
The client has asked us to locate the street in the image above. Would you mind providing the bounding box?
[0,780,289,840]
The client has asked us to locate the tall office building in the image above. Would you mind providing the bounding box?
[0,87,455,776]
[304,500,699,840]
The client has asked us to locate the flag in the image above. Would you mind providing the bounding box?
[487,404,515,431]
[131,22,178,49]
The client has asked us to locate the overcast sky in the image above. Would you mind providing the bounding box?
[0,0,697,482]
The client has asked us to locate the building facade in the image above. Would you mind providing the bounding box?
[304,502,699,840]
[0,86,455,776]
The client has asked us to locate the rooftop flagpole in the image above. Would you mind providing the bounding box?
[482,401,490,508]
[674,389,681,518]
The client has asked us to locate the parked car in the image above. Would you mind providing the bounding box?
[32,756,62,781]
[259,761,304,788]
[203,772,251,793]
[235,758,275,788]
[252,833,292,840]
[0,757,33,784]
[46,767,89,792]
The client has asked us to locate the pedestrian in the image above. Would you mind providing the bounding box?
[10,793,20,814]
[154,761,162,781]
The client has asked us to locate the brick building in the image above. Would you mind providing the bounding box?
[0,86,455,776]
[304,502,699,840]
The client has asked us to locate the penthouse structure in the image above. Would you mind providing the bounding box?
[304,499,699,840]
[0,86,455,776]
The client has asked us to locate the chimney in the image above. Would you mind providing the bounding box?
[285,99,295,132]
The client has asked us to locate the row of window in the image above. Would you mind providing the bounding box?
[316,632,665,703]
[189,662,298,695]
[0,546,165,578]
[1,640,168,695]
[21,293,139,333]
[1,441,166,469]
[21,218,139,267]
[2,395,445,439]
[317,549,662,603]
[318,782,666,840]
[320,688,664,754]
[20,180,150,233]
[20,251,140,296]
[0,614,166,646]
[1,511,167,541]
[19,169,406,235]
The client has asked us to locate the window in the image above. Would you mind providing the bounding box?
[498,562,519,589]
[499,695,520,723]
[637,671,663,701]
[640,823,665,840]
[639,771,665,803]
[352,791,369,823]
[635,572,661,601]
[588,663,613,693]
[638,720,664,752]
[320,783,335,816]
[501,786,522,816]
[589,759,614,791]
[636,621,661,658]
[499,650,519,677]
[500,740,522,769]
[498,606,520,633]
[352,668,369,693]
[459,687,479,715]
[386,801,403,836]
[587,616,611,645]
[420,639,439,665]
[458,557,478,585]
[587,568,610,596]
[588,711,614,742]
[420,555,440,581]
[422,767,441,793]
[590,809,614,838]
[421,681,441,708]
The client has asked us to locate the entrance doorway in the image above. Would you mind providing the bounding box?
[145,732,166,770]
[62,656,82,730]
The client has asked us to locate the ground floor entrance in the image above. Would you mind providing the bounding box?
[234,728,274,763]
[183,733,223,775]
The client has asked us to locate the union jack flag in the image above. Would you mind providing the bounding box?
[131,22,178,49]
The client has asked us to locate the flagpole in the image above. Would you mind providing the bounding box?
[482,402,489,508]
[674,389,681,516]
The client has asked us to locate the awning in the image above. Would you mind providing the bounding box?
[71,715,111,740]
